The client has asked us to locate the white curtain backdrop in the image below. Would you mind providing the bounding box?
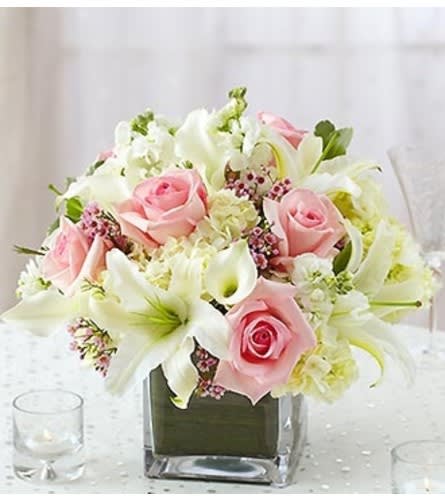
[1,6,445,326]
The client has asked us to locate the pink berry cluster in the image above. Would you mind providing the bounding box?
[193,345,226,400]
[247,224,280,271]
[79,202,129,252]
[265,177,292,201]
[68,318,117,377]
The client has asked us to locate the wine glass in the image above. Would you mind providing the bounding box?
[388,145,445,366]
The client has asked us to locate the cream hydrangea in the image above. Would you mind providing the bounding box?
[332,175,387,254]
[272,333,359,403]
[144,235,218,296]
[197,189,258,245]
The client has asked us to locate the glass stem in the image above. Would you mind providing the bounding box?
[40,460,57,481]
[428,292,437,352]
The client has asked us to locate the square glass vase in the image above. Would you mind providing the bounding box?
[143,368,307,487]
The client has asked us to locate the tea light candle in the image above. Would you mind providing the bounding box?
[12,389,85,483]
[401,477,445,494]
[391,441,445,494]
[25,429,76,459]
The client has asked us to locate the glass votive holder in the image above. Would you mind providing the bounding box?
[391,440,445,494]
[13,389,85,483]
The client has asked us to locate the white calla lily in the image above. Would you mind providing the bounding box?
[204,240,257,305]
[90,249,231,408]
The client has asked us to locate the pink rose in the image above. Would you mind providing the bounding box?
[264,188,345,270]
[41,217,108,296]
[258,111,307,149]
[116,169,208,247]
[214,277,316,404]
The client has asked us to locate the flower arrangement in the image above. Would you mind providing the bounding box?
[2,88,434,409]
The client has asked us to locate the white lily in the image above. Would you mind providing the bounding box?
[59,159,132,210]
[258,127,300,184]
[302,156,381,198]
[353,220,396,297]
[204,240,257,305]
[294,133,323,180]
[340,316,416,387]
[371,278,425,320]
[175,109,230,190]
[328,289,415,386]
[344,220,363,274]
[89,249,231,408]
[302,172,361,198]
[1,288,83,337]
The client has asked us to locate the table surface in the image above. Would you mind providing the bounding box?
[0,322,444,494]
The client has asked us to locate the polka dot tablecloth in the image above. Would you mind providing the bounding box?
[1,323,444,494]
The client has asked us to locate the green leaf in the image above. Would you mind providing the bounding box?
[324,128,353,160]
[48,183,62,196]
[65,197,84,223]
[14,245,46,256]
[314,120,335,149]
[333,241,352,275]
[313,120,353,172]
[131,109,155,136]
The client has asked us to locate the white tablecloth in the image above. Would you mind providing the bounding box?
[0,323,444,494]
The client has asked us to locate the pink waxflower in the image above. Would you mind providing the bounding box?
[41,217,109,296]
[263,188,345,271]
[96,150,115,162]
[258,111,307,149]
[116,169,208,247]
[214,277,316,404]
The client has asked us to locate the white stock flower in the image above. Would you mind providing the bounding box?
[16,258,50,299]
[291,253,336,325]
